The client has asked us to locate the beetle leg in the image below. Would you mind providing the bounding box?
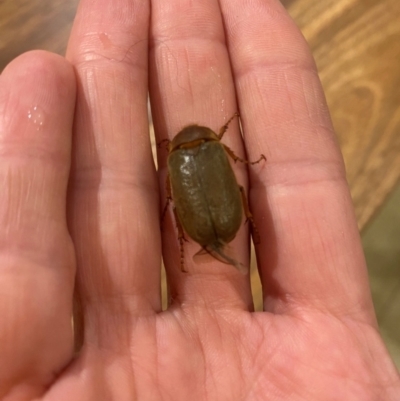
[161,175,188,272]
[173,207,189,272]
[218,112,239,139]
[239,186,261,244]
[161,174,172,225]
[223,145,266,165]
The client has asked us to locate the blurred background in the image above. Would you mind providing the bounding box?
[1,0,399,368]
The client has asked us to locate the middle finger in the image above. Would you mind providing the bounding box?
[150,0,254,311]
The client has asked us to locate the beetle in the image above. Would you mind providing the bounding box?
[160,113,265,273]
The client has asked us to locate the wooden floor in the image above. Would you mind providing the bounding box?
[284,0,400,231]
[1,1,400,312]
[0,0,78,64]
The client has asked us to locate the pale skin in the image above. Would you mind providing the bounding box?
[0,0,399,400]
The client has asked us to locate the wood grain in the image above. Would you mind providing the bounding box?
[286,0,400,230]
[0,0,78,70]
[1,0,399,311]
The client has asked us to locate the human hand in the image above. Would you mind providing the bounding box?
[1,0,399,400]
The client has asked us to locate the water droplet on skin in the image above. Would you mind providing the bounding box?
[27,106,45,131]
[220,99,226,114]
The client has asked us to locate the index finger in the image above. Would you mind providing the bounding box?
[220,0,375,322]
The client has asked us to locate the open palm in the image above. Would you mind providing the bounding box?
[0,0,399,400]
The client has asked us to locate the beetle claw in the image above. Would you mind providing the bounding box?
[181,235,189,243]
[157,138,171,150]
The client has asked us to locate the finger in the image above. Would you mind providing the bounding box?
[150,0,254,311]
[66,0,161,338]
[0,51,75,398]
[220,0,375,322]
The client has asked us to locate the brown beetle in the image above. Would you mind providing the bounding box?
[161,113,265,273]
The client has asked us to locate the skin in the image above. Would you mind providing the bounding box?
[0,0,399,400]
